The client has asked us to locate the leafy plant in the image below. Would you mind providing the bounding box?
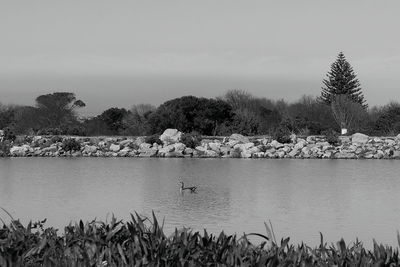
[144,134,162,145]
[180,132,201,148]
[272,125,292,144]
[61,138,81,152]
[322,129,341,146]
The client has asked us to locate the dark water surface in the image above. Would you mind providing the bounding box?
[1,158,399,247]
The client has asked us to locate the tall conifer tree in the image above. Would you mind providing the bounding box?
[320,52,367,108]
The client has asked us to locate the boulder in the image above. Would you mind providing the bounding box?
[83,145,98,154]
[42,145,58,153]
[204,150,219,157]
[10,145,31,156]
[119,139,133,147]
[228,133,249,144]
[139,148,158,157]
[173,142,186,152]
[270,140,284,149]
[208,142,221,152]
[160,129,182,145]
[351,133,369,144]
[109,144,120,152]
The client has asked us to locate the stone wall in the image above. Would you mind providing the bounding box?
[6,130,400,159]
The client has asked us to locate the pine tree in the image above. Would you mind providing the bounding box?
[320,52,367,109]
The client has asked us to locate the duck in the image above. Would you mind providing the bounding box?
[179,181,197,193]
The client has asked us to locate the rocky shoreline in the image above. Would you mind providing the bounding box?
[6,129,400,159]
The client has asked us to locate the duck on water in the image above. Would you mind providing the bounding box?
[179,182,197,193]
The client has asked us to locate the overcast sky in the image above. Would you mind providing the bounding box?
[1,1,399,115]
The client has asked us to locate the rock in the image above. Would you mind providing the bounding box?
[240,151,252,158]
[335,152,356,159]
[385,139,396,146]
[392,151,400,159]
[135,137,146,146]
[184,148,194,155]
[270,140,284,149]
[173,142,186,152]
[294,140,306,150]
[252,152,265,158]
[195,146,207,152]
[10,145,31,156]
[109,144,120,152]
[139,148,158,157]
[98,141,107,149]
[208,142,221,152]
[139,143,152,150]
[160,129,182,145]
[351,133,369,144]
[83,145,97,154]
[119,139,133,147]
[228,133,249,144]
[290,134,297,143]
[42,145,58,153]
[204,150,219,157]
[306,136,316,143]
[158,144,175,155]
[118,147,131,157]
[277,151,285,158]
[165,151,184,157]
[220,146,230,156]
[288,149,299,158]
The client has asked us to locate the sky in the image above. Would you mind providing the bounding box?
[1,1,400,115]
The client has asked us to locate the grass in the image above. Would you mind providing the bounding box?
[1,210,400,266]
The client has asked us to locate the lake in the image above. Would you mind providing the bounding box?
[1,158,399,247]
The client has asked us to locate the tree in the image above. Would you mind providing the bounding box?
[320,52,367,109]
[148,96,233,135]
[331,95,368,133]
[35,92,86,128]
[98,107,129,135]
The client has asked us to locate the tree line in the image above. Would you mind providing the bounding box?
[1,52,399,137]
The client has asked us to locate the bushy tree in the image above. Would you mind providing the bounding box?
[320,52,367,108]
[148,96,232,135]
[97,107,129,135]
[122,104,155,136]
[331,94,368,133]
[35,92,86,128]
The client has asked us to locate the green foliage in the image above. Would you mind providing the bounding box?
[35,92,85,129]
[320,52,367,108]
[2,127,16,142]
[322,129,340,146]
[180,132,201,149]
[144,134,162,145]
[272,124,292,144]
[373,102,400,135]
[1,213,400,266]
[148,96,233,135]
[97,107,129,135]
[61,138,81,152]
[0,140,11,156]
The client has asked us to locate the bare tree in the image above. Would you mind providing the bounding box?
[331,95,367,133]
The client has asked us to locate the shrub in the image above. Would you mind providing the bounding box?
[0,140,11,156]
[61,138,81,152]
[50,136,64,144]
[37,127,63,135]
[144,134,162,145]
[322,129,340,146]
[180,132,201,149]
[2,127,16,142]
[272,125,291,144]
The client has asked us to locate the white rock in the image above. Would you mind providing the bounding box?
[173,142,186,152]
[160,129,182,145]
[109,144,120,152]
[10,145,30,156]
[351,133,369,144]
[228,133,249,144]
[83,145,97,154]
[270,140,284,149]
[208,142,221,152]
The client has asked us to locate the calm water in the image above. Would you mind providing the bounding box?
[1,158,400,247]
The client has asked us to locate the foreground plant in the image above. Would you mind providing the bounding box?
[0,210,399,266]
